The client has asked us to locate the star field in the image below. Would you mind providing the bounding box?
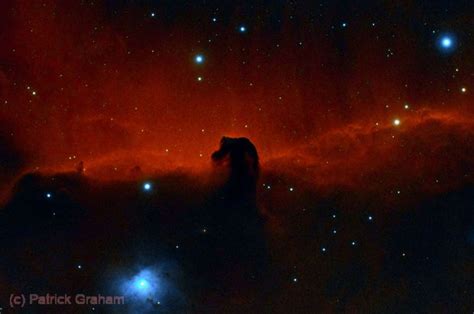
[0,1,473,313]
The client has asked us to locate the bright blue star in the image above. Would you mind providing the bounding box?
[46,192,52,199]
[441,37,452,48]
[239,25,247,33]
[143,182,152,191]
[195,54,204,64]
[437,33,457,53]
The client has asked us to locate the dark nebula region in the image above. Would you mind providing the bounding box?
[0,1,473,313]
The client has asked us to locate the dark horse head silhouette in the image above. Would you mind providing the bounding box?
[211,136,259,206]
[206,137,265,275]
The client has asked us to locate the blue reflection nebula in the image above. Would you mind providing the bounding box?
[122,268,160,299]
[114,262,188,312]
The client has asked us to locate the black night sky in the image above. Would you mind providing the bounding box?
[0,1,473,313]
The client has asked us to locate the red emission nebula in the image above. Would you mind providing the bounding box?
[1,1,472,195]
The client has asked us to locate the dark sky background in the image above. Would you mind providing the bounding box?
[0,1,473,313]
